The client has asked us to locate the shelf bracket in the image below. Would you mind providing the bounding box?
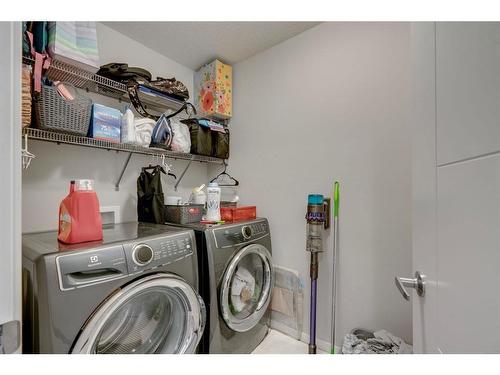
[174,156,195,192]
[115,152,133,191]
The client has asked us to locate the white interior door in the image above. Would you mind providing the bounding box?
[409,22,500,353]
[409,22,439,354]
[0,21,22,354]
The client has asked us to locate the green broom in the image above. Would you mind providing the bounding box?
[329,182,340,354]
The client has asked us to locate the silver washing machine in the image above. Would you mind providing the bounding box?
[168,218,274,353]
[22,222,206,354]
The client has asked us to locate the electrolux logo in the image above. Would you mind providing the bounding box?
[90,255,99,263]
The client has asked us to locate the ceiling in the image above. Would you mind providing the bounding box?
[102,22,320,70]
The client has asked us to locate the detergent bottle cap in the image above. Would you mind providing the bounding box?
[73,179,94,191]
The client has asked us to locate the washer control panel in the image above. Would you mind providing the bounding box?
[213,220,269,248]
[56,245,128,291]
[123,232,194,273]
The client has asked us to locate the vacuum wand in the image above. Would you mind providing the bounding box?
[306,194,330,354]
[309,252,319,354]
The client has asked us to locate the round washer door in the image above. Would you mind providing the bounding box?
[219,243,274,332]
[71,273,205,354]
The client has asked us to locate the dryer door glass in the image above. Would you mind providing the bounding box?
[220,244,274,332]
[71,274,205,354]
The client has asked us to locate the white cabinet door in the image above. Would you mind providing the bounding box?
[412,22,500,354]
[0,22,22,354]
[437,155,500,353]
[436,22,500,166]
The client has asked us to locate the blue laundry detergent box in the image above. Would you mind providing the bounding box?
[89,103,122,143]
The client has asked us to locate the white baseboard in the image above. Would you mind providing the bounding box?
[270,320,302,340]
[299,332,336,353]
[270,320,340,354]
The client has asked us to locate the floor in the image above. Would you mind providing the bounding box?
[252,329,328,354]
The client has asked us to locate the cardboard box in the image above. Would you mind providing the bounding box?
[89,104,122,143]
[195,59,232,119]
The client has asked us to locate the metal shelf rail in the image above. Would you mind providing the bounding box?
[22,57,227,190]
[23,57,185,113]
[23,128,224,190]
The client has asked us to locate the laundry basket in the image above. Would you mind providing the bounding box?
[34,84,92,136]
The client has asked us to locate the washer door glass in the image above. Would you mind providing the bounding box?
[71,274,205,354]
[220,244,274,332]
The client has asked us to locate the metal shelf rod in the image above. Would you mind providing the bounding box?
[115,152,133,191]
[23,128,223,164]
[174,156,195,192]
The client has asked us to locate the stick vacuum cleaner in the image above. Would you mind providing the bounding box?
[306,194,330,354]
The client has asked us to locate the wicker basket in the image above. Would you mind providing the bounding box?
[22,64,32,128]
[34,84,92,136]
[165,204,204,224]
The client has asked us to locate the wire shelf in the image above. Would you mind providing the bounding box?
[24,127,224,164]
[23,57,185,112]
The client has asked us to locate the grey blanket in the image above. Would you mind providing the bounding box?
[342,329,413,354]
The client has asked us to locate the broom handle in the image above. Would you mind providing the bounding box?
[330,182,340,353]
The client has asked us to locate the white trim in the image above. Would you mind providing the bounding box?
[0,22,22,354]
[269,321,338,354]
[299,332,337,354]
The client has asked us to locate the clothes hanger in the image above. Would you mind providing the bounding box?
[21,133,35,170]
[142,155,176,180]
[210,160,239,186]
[161,154,176,180]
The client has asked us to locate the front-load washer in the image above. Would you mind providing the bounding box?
[22,222,205,354]
[167,218,274,353]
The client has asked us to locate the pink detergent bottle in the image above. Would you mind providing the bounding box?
[58,179,103,244]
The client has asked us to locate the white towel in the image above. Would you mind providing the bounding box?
[134,118,156,147]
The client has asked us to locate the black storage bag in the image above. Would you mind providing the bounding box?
[212,127,230,159]
[182,118,213,156]
[137,166,165,224]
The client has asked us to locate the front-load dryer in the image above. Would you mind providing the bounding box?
[22,222,205,354]
[168,218,274,353]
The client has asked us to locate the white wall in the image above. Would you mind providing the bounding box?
[230,22,412,346]
[22,23,209,233]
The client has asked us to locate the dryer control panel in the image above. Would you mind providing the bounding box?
[123,232,194,274]
[213,220,269,249]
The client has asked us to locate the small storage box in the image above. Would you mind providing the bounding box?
[195,59,232,119]
[165,204,204,224]
[89,103,122,143]
[220,206,256,223]
[34,84,92,136]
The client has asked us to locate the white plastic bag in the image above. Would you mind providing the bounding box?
[230,267,256,313]
[170,118,191,153]
[121,106,136,144]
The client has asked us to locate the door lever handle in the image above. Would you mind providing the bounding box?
[395,271,425,301]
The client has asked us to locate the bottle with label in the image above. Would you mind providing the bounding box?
[58,179,103,244]
[206,182,221,222]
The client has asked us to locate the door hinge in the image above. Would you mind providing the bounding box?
[0,320,20,354]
